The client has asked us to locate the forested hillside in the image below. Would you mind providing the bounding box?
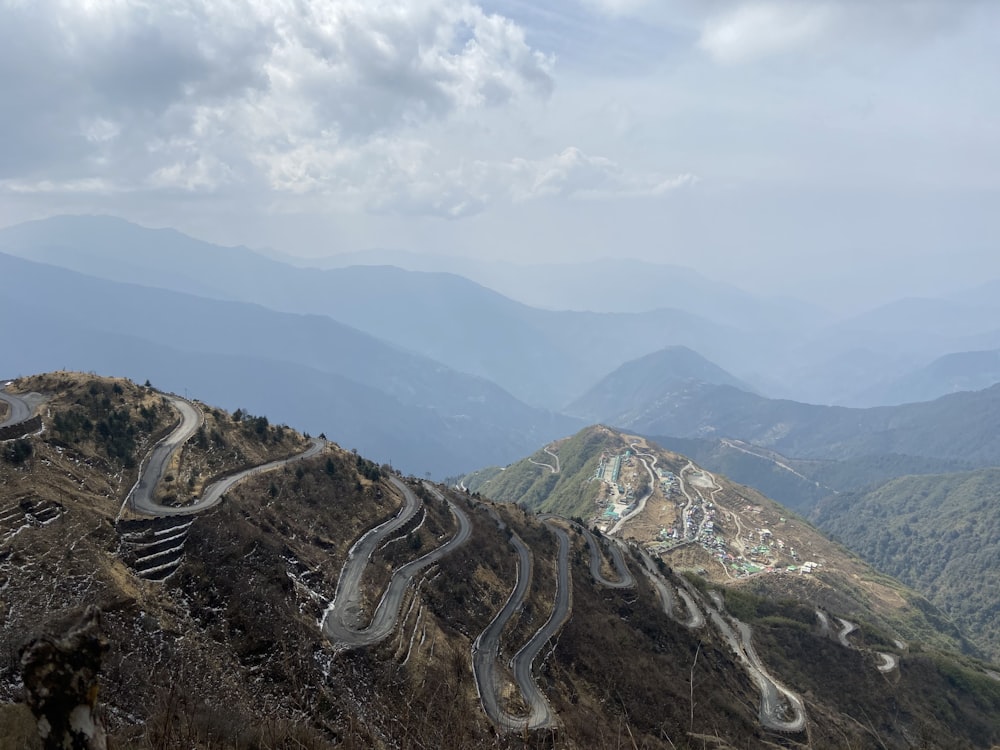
[814,468,1000,661]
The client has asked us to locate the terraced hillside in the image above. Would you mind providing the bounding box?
[0,375,998,749]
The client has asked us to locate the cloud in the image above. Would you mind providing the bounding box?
[367,147,695,218]
[0,0,554,202]
[694,1,991,64]
[697,2,833,64]
[577,0,655,17]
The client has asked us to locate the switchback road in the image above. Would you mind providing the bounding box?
[638,549,704,629]
[0,386,31,427]
[507,521,571,729]
[556,513,635,589]
[473,515,571,731]
[472,510,534,730]
[819,610,899,674]
[127,394,325,517]
[323,479,471,648]
[125,395,203,516]
[707,591,806,733]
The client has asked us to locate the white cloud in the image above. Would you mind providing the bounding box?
[367,147,694,218]
[698,2,834,64]
[577,0,655,17]
[0,0,555,209]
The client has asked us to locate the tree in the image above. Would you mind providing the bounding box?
[2,439,32,465]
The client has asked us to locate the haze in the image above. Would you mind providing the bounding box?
[1,0,998,312]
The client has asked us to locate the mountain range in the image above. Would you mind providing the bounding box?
[6,214,1000,411]
[0,251,579,476]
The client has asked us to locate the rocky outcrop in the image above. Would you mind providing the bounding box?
[20,606,108,750]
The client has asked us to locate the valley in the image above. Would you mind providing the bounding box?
[7,5,1000,747]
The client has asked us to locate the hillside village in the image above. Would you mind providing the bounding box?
[590,443,821,580]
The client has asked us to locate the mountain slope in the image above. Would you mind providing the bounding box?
[466,426,986,658]
[1,374,998,749]
[813,467,1000,662]
[647,436,973,515]
[0,252,579,476]
[593,379,1000,466]
[565,345,754,422]
[862,349,1000,406]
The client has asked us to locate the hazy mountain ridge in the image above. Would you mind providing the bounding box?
[297,246,830,327]
[0,215,767,408]
[6,215,1000,409]
[565,345,756,422]
[859,348,1000,406]
[0,252,580,476]
[589,379,1000,466]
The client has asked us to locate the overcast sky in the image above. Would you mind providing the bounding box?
[1,0,997,309]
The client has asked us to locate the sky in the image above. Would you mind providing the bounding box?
[1,0,998,309]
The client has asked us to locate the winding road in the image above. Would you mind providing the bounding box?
[508,521,571,729]
[322,479,471,648]
[817,610,899,674]
[580,526,634,588]
[126,395,204,516]
[473,514,571,731]
[126,394,325,517]
[707,591,807,733]
[637,549,704,629]
[528,446,561,474]
[609,449,657,535]
[0,386,32,428]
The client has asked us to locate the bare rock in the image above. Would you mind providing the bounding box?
[19,606,108,750]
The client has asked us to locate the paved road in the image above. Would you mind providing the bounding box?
[876,652,899,673]
[821,610,899,674]
[472,511,535,730]
[473,514,572,731]
[507,521,571,729]
[608,449,657,536]
[836,617,857,648]
[190,438,325,515]
[579,524,634,588]
[528,446,560,475]
[0,386,32,428]
[706,591,806,733]
[638,549,705,629]
[126,396,203,516]
[127,395,325,517]
[323,479,471,648]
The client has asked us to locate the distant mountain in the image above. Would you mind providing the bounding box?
[0,252,580,476]
[946,278,1000,312]
[0,215,772,408]
[859,349,1000,406]
[814,467,1000,662]
[591,379,1000,467]
[565,345,754,423]
[8,215,1000,410]
[784,298,1000,405]
[278,247,831,327]
[648,436,972,514]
